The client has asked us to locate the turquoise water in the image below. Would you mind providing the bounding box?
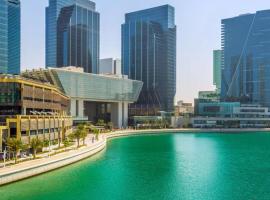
[1,132,270,200]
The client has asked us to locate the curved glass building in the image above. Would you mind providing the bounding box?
[46,0,99,73]
[122,5,177,116]
[0,0,20,74]
[22,67,143,128]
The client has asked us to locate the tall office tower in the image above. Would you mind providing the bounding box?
[46,0,100,73]
[213,50,222,92]
[221,10,270,107]
[0,0,20,74]
[122,5,177,116]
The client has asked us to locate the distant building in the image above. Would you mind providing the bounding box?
[100,58,121,75]
[221,10,270,107]
[175,101,194,116]
[192,103,270,128]
[195,102,240,118]
[213,50,222,92]
[46,0,100,73]
[0,0,20,74]
[194,91,220,116]
[198,91,219,101]
[122,5,177,116]
[22,67,143,128]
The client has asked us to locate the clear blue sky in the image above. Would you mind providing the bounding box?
[21,0,270,103]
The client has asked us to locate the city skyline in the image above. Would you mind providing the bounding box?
[21,0,270,103]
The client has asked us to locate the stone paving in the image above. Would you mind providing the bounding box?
[0,134,103,176]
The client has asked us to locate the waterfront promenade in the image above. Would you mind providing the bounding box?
[0,128,270,186]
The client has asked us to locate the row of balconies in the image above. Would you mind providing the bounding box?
[20,118,73,131]
[22,100,63,111]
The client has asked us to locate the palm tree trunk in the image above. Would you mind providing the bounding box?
[77,138,80,148]
[15,151,18,164]
[33,149,36,159]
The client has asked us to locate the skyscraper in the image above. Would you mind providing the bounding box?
[122,5,177,116]
[213,50,222,92]
[46,0,100,73]
[221,10,270,107]
[0,0,20,74]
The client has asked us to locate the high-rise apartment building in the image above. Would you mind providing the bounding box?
[0,0,20,74]
[221,10,270,107]
[122,5,177,116]
[213,50,222,92]
[46,0,100,73]
[100,58,121,75]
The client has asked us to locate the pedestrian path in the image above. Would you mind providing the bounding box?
[0,134,103,175]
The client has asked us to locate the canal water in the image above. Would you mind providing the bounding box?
[1,132,270,200]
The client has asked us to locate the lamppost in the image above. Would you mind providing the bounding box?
[3,146,9,168]
[48,140,51,158]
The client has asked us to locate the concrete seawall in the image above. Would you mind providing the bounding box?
[1,128,270,186]
[0,140,106,186]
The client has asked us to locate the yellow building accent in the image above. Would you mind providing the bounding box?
[0,126,7,151]
[0,77,69,99]
[1,115,73,148]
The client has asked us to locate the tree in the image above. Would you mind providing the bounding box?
[7,138,23,164]
[93,128,100,140]
[71,124,87,148]
[58,130,62,148]
[77,124,87,145]
[96,119,106,126]
[63,139,70,150]
[107,122,113,131]
[30,138,43,159]
[43,139,50,150]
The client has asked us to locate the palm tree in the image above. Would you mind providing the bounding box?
[7,138,23,164]
[71,124,85,148]
[30,138,43,159]
[63,139,70,151]
[81,128,88,146]
[43,139,50,150]
[58,130,62,148]
[96,119,106,126]
[93,128,100,140]
[77,124,88,145]
[107,122,113,131]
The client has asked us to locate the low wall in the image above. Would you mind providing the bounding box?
[0,140,106,186]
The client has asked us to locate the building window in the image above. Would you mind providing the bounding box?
[76,100,79,116]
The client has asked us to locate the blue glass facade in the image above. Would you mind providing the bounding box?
[196,102,240,118]
[221,10,270,108]
[46,0,99,73]
[122,5,177,116]
[0,0,20,74]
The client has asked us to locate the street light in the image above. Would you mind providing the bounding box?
[48,140,51,158]
[3,146,9,168]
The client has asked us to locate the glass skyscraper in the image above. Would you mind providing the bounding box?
[221,10,270,107]
[0,0,20,74]
[46,0,100,73]
[213,50,222,92]
[122,5,177,116]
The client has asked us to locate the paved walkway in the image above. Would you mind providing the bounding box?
[0,134,104,175]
